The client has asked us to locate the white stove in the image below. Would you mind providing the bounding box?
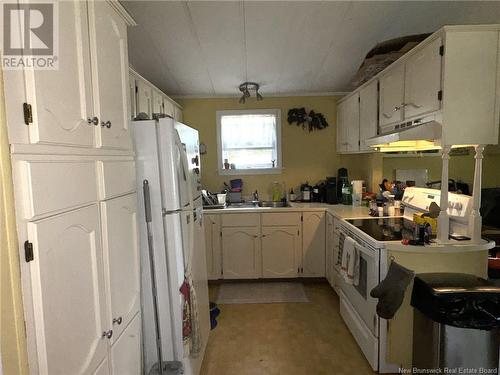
[336,187,473,373]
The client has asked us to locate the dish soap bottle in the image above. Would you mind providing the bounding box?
[272,181,281,202]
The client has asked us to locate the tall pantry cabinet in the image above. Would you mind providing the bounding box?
[3,1,141,374]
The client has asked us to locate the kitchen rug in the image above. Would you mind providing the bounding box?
[215,282,309,304]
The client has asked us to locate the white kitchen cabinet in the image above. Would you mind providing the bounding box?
[222,227,261,279]
[152,90,164,116]
[262,226,301,278]
[325,214,335,287]
[135,79,152,119]
[404,37,443,120]
[110,313,142,375]
[163,97,175,118]
[379,63,405,128]
[302,211,326,277]
[89,0,132,150]
[359,81,378,152]
[336,93,360,153]
[129,74,137,120]
[13,1,94,147]
[204,214,222,280]
[101,194,140,343]
[26,205,109,375]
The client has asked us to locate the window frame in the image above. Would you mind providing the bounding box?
[216,109,282,175]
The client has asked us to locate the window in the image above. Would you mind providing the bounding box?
[216,109,282,175]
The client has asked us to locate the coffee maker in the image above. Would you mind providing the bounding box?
[325,177,338,204]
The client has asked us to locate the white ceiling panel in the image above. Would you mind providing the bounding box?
[122,1,500,97]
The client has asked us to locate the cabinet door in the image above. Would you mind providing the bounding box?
[404,37,443,120]
[359,81,378,152]
[336,100,347,152]
[110,313,142,375]
[27,205,108,374]
[325,215,335,286]
[173,105,183,122]
[129,74,136,120]
[204,214,222,280]
[344,93,360,153]
[152,90,164,115]
[101,194,140,342]
[222,227,261,279]
[136,80,152,118]
[302,212,326,277]
[262,226,301,278]
[89,1,131,150]
[379,63,405,128]
[23,0,94,147]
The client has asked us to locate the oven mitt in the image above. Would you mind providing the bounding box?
[370,261,415,319]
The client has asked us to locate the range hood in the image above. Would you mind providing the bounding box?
[366,120,442,152]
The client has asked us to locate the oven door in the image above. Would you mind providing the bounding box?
[339,232,379,337]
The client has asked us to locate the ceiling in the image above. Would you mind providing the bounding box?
[123,1,500,98]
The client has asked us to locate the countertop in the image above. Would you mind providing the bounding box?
[203,202,495,253]
[203,202,372,219]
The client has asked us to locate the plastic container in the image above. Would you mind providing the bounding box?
[217,194,226,204]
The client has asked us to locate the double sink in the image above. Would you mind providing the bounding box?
[225,201,290,209]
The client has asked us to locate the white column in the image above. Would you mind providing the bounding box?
[469,145,485,243]
[437,146,451,243]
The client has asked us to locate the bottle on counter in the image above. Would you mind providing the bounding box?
[341,182,352,205]
[301,182,311,202]
[289,188,296,202]
[272,181,282,202]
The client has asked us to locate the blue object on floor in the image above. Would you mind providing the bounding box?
[210,302,220,330]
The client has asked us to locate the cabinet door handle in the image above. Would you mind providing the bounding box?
[101,120,112,129]
[102,330,113,339]
[113,317,122,325]
[261,234,266,238]
[393,105,401,112]
[87,116,99,126]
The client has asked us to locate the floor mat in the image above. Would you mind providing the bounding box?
[215,282,309,304]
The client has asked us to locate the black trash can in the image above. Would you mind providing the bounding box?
[411,273,500,372]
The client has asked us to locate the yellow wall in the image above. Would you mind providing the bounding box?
[178,96,373,200]
[0,70,29,373]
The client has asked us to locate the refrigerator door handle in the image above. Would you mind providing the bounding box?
[162,208,182,216]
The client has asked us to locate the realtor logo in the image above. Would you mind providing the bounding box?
[2,1,58,69]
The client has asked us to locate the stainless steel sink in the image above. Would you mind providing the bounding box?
[258,201,290,208]
[225,201,290,208]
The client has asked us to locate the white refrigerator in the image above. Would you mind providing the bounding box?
[132,117,209,375]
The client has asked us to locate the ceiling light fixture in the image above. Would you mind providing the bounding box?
[238,82,263,104]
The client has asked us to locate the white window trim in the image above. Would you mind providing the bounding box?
[216,109,282,175]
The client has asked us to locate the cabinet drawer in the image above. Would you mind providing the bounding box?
[221,213,260,227]
[17,160,98,220]
[262,212,301,227]
[97,160,136,200]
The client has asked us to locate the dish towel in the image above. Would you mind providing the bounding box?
[341,237,360,286]
[370,261,415,319]
[180,274,202,358]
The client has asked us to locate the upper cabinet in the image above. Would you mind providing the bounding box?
[129,69,183,122]
[337,25,500,153]
[403,37,442,120]
[359,80,378,152]
[379,37,443,128]
[89,1,131,150]
[5,1,94,147]
[379,63,405,128]
[135,78,152,118]
[4,1,134,150]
